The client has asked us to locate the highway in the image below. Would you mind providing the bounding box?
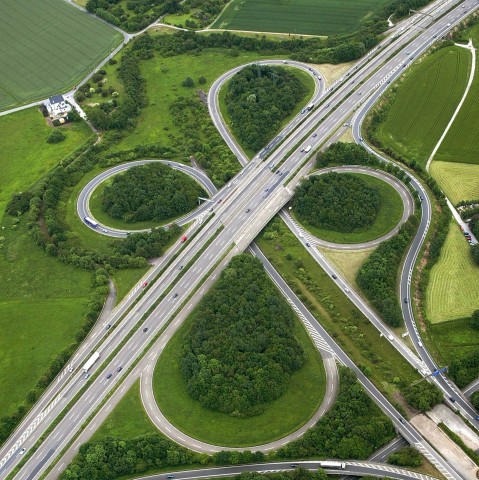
[1,0,477,478]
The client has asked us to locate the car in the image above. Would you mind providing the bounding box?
[299,233,304,238]
[167,163,171,166]
[265,188,269,192]
[276,170,280,174]
[399,418,405,424]
[291,464,298,468]
[269,164,274,169]
[406,51,411,55]
[326,103,330,107]
[208,207,213,212]
[117,366,123,372]
[173,293,178,298]
[246,208,250,213]
[68,366,73,372]
[167,476,174,479]
[179,265,184,270]
[142,281,148,288]
[19,448,26,455]
[106,373,112,379]
[301,108,306,114]
[228,182,232,188]
[404,298,408,304]
[101,228,108,233]
[300,148,305,152]
[418,341,423,347]
[359,137,363,142]
[283,60,288,64]
[387,80,391,84]
[143,327,149,332]
[464,232,470,236]
[332,274,337,279]
[358,91,362,95]
[279,172,283,176]
[84,373,90,379]
[344,288,350,293]
[475,415,479,421]
[388,334,394,341]
[449,397,456,402]
[447,22,451,26]
[106,324,111,329]
[312,133,317,137]
[308,67,312,71]
[306,243,311,247]
[433,34,437,38]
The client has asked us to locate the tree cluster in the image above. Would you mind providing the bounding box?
[102,163,206,223]
[448,349,479,388]
[85,50,147,131]
[225,65,307,151]
[60,433,199,479]
[356,216,418,328]
[277,368,395,459]
[47,130,66,144]
[471,391,479,410]
[181,254,305,417]
[404,382,443,412]
[388,447,422,467]
[169,96,240,186]
[114,224,181,258]
[173,0,228,29]
[86,0,180,32]
[292,173,380,233]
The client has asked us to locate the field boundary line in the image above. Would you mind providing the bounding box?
[426,39,476,171]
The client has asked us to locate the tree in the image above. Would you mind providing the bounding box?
[67,108,81,122]
[471,391,479,410]
[198,76,206,85]
[182,76,195,88]
[388,447,422,467]
[46,129,66,144]
[405,382,443,412]
[471,310,479,330]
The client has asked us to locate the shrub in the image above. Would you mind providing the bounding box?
[182,76,195,87]
[46,130,66,144]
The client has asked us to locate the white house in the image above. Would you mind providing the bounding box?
[46,95,71,118]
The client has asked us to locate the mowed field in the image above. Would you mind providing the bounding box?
[0,0,122,111]
[429,161,479,204]
[377,47,470,166]
[426,221,479,323]
[211,0,391,36]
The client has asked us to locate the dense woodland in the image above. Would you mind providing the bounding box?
[387,447,422,467]
[449,349,479,388]
[181,254,304,417]
[102,163,206,223]
[357,216,418,328]
[86,0,180,31]
[225,65,308,151]
[404,382,443,412]
[292,173,380,233]
[277,368,395,459]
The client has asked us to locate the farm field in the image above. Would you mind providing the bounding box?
[153,302,326,447]
[292,173,404,244]
[0,0,122,111]
[434,58,479,165]
[426,221,479,323]
[211,0,391,36]
[429,161,479,204]
[376,46,471,166]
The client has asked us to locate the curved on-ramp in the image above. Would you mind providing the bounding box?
[286,165,415,251]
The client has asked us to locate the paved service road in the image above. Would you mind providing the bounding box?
[77,159,218,237]
[2,1,476,478]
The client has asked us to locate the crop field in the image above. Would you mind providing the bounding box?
[0,0,122,111]
[434,61,479,165]
[376,47,470,166]
[426,221,479,323]
[211,0,391,36]
[429,161,479,204]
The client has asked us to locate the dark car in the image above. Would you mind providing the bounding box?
[290,464,298,468]
[173,293,178,298]
[306,243,311,247]
[143,327,149,333]
[106,373,112,379]
[246,208,250,213]
[332,274,337,279]
[404,298,408,304]
[449,397,456,403]
[167,475,174,479]
[399,418,405,424]
[117,366,123,372]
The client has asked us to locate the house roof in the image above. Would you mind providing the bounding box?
[49,94,65,104]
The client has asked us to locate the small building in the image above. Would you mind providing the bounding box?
[45,95,71,119]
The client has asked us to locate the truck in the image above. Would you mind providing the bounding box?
[318,461,346,470]
[307,103,314,111]
[304,145,312,153]
[84,216,98,228]
[82,352,100,373]
[181,235,187,243]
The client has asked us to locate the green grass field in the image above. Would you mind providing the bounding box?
[92,379,158,441]
[376,46,471,166]
[153,306,326,446]
[426,221,479,323]
[0,108,95,415]
[429,161,479,203]
[293,173,404,244]
[0,0,122,110]
[0,108,93,220]
[110,50,279,153]
[211,0,391,36]
[430,317,479,366]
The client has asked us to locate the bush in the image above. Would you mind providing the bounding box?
[198,76,206,85]
[404,382,443,412]
[182,76,195,87]
[388,447,422,467]
[67,108,81,122]
[471,391,479,410]
[46,130,66,144]
[470,310,479,330]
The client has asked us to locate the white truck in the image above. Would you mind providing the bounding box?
[304,145,312,153]
[82,351,100,374]
[318,461,346,469]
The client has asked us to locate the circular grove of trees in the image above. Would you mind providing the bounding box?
[101,163,207,223]
[292,172,381,233]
